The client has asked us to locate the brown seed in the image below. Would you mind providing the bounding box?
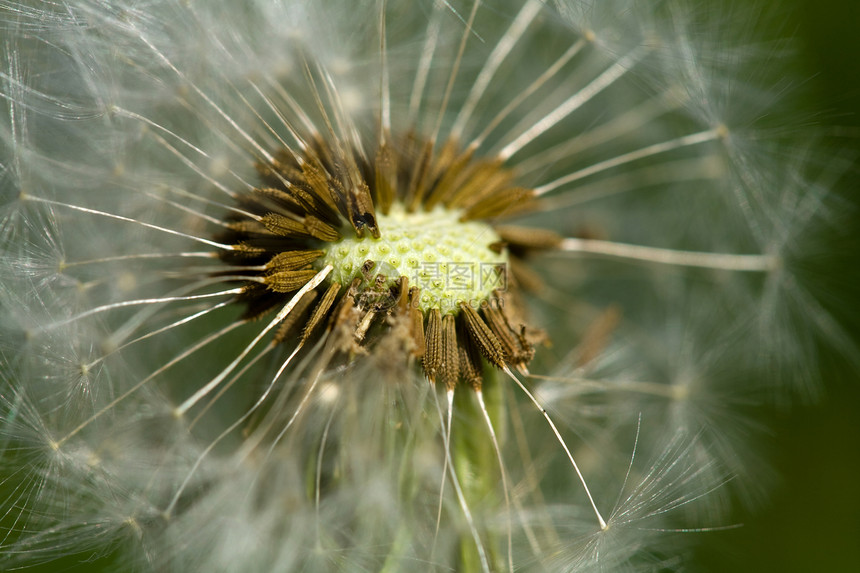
[300,282,342,343]
[423,144,475,210]
[287,185,341,224]
[409,307,426,359]
[458,319,484,390]
[266,250,325,272]
[406,139,434,211]
[482,300,520,363]
[461,187,535,221]
[428,138,461,183]
[228,220,271,235]
[254,182,338,226]
[260,213,309,238]
[423,308,442,383]
[459,302,506,368]
[494,225,563,250]
[236,284,286,321]
[447,159,511,209]
[304,215,341,241]
[508,257,545,293]
[408,287,425,359]
[394,276,410,313]
[231,242,267,256]
[487,241,507,254]
[301,157,343,215]
[265,269,319,293]
[329,282,356,325]
[353,309,376,343]
[252,187,298,211]
[273,289,318,345]
[346,179,380,238]
[441,313,460,390]
[483,297,534,365]
[374,141,396,214]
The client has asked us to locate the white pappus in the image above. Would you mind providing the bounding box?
[0,1,850,572]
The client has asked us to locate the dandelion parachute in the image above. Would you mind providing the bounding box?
[0,0,844,571]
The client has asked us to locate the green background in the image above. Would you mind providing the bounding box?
[697,0,860,571]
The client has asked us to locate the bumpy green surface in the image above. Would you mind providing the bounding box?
[318,204,507,315]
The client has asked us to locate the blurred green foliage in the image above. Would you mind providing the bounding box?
[697,0,860,571]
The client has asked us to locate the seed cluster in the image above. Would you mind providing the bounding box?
[218,133,561,387]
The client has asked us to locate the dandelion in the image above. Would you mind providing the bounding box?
[0,0,848,571]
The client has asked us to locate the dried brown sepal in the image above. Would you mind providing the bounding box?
[458,301,507,368]
[494,287,546,350]
[378,279,422,359]
[507,300,541,360]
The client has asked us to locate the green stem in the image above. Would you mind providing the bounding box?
[451,368,507,572]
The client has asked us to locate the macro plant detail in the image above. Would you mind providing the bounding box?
[219,132,548,389]
[0,0,846,572]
